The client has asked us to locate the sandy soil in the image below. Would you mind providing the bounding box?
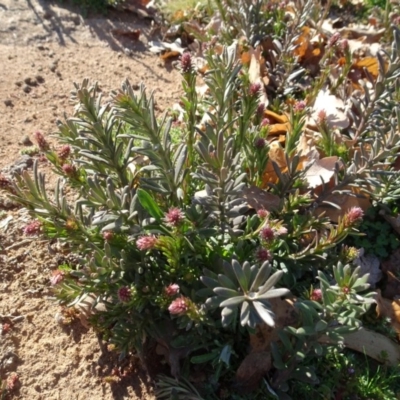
[0,0,182,398]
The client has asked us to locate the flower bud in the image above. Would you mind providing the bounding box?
[165,283,180,297]
[180,52,192,73]
[117,286,132,303]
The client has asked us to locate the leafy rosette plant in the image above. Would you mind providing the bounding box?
[201,259,290,328]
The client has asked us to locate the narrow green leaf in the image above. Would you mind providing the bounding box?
[137,188,164,220]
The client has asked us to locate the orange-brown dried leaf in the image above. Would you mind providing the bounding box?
[160,50,181,60]
[261,141,287,186]
[376,290,400,337]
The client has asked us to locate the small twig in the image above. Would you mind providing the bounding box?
[5,238,32,251]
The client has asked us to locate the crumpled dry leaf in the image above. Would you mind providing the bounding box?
[242,185,281,212]
[149,39,185,55]
[314,186,370,223]
[310,87,350,129]
[264,110,290,135]
[353,248,382,288]
[246,47,269,106]
[304,156,341,189]
[261,141,287,187]
[294,26,324,69]
[339,27,386,43]
[319,327,400,366]
[375,289,400,337]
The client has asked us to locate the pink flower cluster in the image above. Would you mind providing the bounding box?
[117,286,132,303]
[180,52,192,73]
[6,372,19,391]
[23,220,42,236]
[165,284,180,297]
[33,131,50,151]
[164,207,185,227]
[259,224,288,242]
[57,145,71,160]
[50,270,65,286]
[310,288,322,301]
[136,235,158,251]
[168,296,189,315]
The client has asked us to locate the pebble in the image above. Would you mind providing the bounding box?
[9,155,33,174]
[35,75,45,84]
[4,99,13,107]
[23,85,31,93]
[24,77,37,87]
[21,135,33,146]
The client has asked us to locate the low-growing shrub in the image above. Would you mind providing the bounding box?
[3,0,400,397]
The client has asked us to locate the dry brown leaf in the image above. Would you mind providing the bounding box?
[304,156,340,189]
[375,289,400,337]
[310,87,350,129]
[293,26,324,67]
[242,185,281,212]
[264,110,290,135]
[314,186,370,223]
[111,29,141,41]
[319,328,400,366]
[353,57,380,79]
[381,248,400,299]
[261,141,287,187]
[339,27,385,43]
[160,50,181,60]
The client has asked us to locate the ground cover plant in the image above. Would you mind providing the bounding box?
[2,0,400,398]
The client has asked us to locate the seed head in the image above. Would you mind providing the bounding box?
[168,296,189,315]
[136,235,157,251]
[57,145,71,160]
[118,286,132,302]
[33,131,50,151]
